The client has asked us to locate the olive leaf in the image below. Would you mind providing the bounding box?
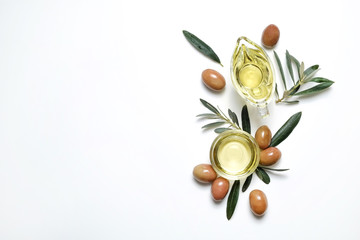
[260,167,289,172]
[294,82,333,96]
[300,62,305,79]
[183,30,223,66]
[200,98,220,115]
[242,174,252,192]
[269,112,302,147]
[288,85,301,96]
[196,113,218,119]
[202,121,225,129]
[274,51,287,90]
[241,105,251,134]
[275,83,279,99]
[308,77,334,84]
[214,127,230,133]
[283,100,299,104]
[255,167,270,184]
[226,180,240,220]
[290,53,301,79]
[228,109,239,127]
[286,50,295,84]
[303,65,319,79]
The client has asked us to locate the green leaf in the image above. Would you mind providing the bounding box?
[269,112,302,147]
[286,50,295,84]
[308,77,334,84]
[290,54,301,79]
[275,83,279,99]
[242,174,252,192]
[260,167,290,172]
[304,65,319,79]
[196,113,218,119]
[226,180,240,220]
[255,167,270,184]
[200,99,220,115]
[241,105,251,134]
[283,100,299,104]
[274,51,287,90]
[214,127,230,133]
[288,84,301,96]
[294,82,333,96]
[228,109,239,127]
[202,121,225,129]
[300,62,305,79]
[183,30,223,66]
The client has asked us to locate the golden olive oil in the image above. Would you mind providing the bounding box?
[210,130,260,180]
[231,37,274,116]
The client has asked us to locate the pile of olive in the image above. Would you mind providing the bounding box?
[193,164,229,201]
[255,125,281,166]
[192,124,283,217]
[193,163,268,216]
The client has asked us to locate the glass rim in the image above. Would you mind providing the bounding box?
[209,129,260,180]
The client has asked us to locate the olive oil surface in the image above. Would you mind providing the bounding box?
[216,137,251,174]
[210,130,260,180]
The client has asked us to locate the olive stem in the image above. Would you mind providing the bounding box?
[276,76,305,103]
[217,108,241,130]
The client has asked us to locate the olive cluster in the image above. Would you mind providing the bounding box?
[255,125,281,166]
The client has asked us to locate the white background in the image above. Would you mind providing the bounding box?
[0,0,359,239]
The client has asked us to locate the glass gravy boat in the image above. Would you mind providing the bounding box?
[231,36,275,117]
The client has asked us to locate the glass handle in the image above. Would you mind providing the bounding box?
[258,105,270,118]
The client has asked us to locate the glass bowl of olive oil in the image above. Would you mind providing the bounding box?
[210,130,260,180]
[231,36,275,117]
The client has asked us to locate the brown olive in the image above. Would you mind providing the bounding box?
[249,189,268,216]
[260,147,281,166]
[255,125,272,149]
[211,177,229,201]
[201,69,226,91]
[261,24,280,49]
[193,164,217,183]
